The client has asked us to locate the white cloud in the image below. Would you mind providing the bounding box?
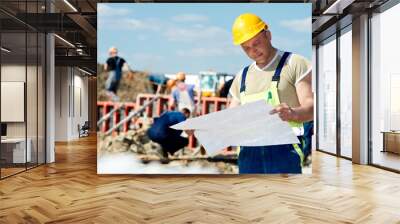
[273,35,309,49]
[164,25,230,43]
[125,18,146,29]
[131,53,164,61]
[193,24,205,29]
[176,45,241,58]
[129,53,166,73]
[172,14,209,22]
[99,15,224,41]
[98,4,130,17]
[167,24,241,58]
[177,48,225,57]
[98,17,162,32]
[137,35,147,41]
[280,17,311,32]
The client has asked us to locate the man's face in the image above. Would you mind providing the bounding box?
[184,112,190,118]
[109,50,117,57]
[181,110,191,118]
[240,30,272,66]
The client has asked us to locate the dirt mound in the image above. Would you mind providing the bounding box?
[97,64,153,102]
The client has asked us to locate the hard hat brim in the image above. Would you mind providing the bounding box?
[233,24,266,45]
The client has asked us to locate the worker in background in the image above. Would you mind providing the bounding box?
[147,108,191,158]
[170,72,196,115]
[229,13,314,174]
[103,47,129,101]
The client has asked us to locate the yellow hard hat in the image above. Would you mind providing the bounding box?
[176,72,186,81]
[232,13,268,45]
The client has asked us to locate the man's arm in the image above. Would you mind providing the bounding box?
[270,72,313,122]
[103,63,108,71]
[122,62,130,72]
[228,74,241,108]
[292,72,313,122]
[228,98,240,108]
[169,90,177,109]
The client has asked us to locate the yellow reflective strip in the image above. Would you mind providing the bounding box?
[289,121,302,128]
[240,92,267,104]
[292,143,304,167]
[268,81,279,106]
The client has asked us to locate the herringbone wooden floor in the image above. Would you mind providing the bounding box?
[1,135,400,224]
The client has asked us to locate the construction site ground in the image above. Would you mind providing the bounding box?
[97,128,239,174]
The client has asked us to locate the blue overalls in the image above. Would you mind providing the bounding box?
[238,52,306,174]
[303,121,313,160]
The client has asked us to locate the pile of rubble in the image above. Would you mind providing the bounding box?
[98,127,238,174]
[97,67,153,102]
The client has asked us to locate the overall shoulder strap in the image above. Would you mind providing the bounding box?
[267,52,292,106]
[240,65,250,93]
[272,52,291,82]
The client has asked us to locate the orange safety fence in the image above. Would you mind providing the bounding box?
[97,94,230,149]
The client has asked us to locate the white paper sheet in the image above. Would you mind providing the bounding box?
[172,100,269,130]
[171,100,300,155]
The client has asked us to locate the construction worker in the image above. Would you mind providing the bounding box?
[103,47,129,101]
[170,72,196,115]
[148,73,167,93]
[229,13,313,174]
[147,108,191,158]
[147,74,177,94]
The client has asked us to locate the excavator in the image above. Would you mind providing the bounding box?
[198,71,234,97]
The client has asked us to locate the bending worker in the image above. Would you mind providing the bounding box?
[147,108,191,158]
[148,73,176,94]
[229,13,313,174]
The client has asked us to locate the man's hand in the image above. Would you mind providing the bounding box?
[228,98,240,108]
[185,130,194,136]
[269,103,297,122]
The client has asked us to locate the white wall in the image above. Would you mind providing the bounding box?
[74,72,89,124]
[55,66,68,141]
[1,63,46,164]
[1,65,26,81]
[1,65,29,137]
[1,65,26,131]
[54,66,89,141]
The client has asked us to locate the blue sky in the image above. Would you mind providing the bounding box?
[98,3,311,74]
